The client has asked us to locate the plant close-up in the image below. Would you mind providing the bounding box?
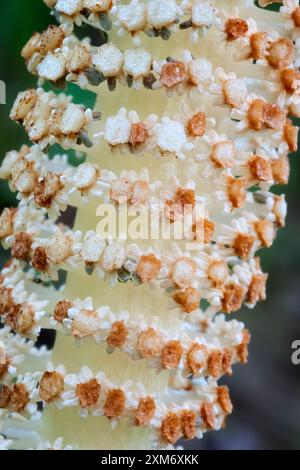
[0,0,300,451]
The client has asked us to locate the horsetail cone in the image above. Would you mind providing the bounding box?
[0,0,299,450]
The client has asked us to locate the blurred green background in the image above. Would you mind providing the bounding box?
[0,0,299,450]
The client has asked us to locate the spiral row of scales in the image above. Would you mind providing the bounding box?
[0,1,297,450]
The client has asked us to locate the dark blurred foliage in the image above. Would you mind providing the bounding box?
[0,0,299,450]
